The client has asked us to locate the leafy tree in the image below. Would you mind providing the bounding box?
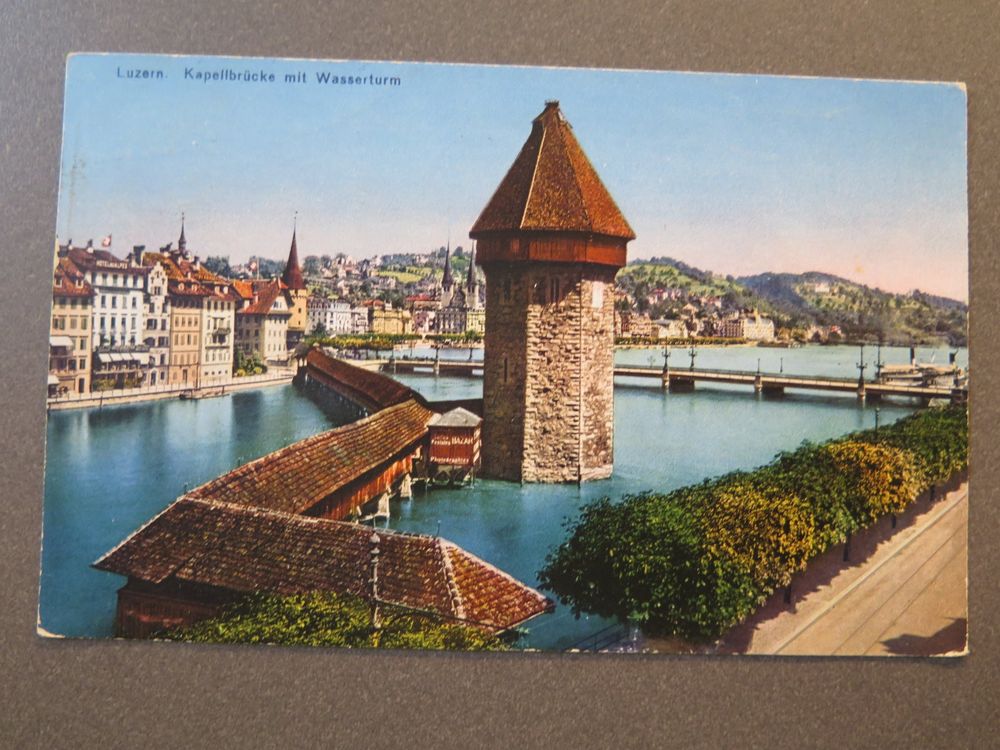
[203,256,232,278]
[164,591,510,651]
[303,255,321,276]
[234,348,266,376]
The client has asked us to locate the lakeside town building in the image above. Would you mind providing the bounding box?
[470,101,634,482]
[717,310,776,341]
[59,240,152,389]
[307,296,353,335]
[49,254,94,396]
[233,278,293,365]
[141,254,171,386]
[368,300,414,335]
[64,240,150,351]
[143,222,238,388]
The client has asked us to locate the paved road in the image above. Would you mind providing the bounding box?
[723,483,968,657]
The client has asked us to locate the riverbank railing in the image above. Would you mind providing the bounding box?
[47,368,296,407]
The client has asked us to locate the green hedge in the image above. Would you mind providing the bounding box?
[163,591,510,651]
[538,404,968,641]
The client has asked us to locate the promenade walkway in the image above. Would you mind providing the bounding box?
[47,369,295,411]
[718,482,968,656]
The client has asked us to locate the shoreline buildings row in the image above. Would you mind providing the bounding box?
[48,224,486,397]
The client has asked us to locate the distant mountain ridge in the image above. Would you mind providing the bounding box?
[624,257,967,345]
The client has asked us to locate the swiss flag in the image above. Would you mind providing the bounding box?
[101,235,112,248]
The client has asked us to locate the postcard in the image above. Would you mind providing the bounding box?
[40,54,968,655]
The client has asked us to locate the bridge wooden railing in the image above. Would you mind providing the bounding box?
[378,357,967,402]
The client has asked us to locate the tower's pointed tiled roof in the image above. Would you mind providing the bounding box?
[441,241,453,289]
[470,101,634,240]
[281,226,306,290]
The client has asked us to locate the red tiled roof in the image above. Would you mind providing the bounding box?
[53,257,94,298]
[143,250,228,287]
[470,101,635,240]
[94,497,551,631]
[186,398,434,515]
[306,348,420,411]
[168,279,212,297]
[231,279,255,301]
[67,246,149,274]
[238,279,290,315]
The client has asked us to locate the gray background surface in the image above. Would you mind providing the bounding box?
[2,1,997,747]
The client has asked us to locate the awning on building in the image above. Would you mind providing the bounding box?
[47,374,59,386]
[49,336,74,349]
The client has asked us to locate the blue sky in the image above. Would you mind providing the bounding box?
[57,55,968,300]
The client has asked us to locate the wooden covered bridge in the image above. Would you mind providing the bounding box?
[93,348,546,640]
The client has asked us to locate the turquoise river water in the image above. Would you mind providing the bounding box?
[39,344,966,648]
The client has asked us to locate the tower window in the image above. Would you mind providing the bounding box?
[503,356,508,383]
[549,277,560,305]
[533,278,547,304]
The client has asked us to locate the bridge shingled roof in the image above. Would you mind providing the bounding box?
[185,398,434,515]
[93,497,552,632]
[470,100,635,240]
[307,347,421,410]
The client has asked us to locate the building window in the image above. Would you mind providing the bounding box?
[503,356,508,383]
[550,277,560,305]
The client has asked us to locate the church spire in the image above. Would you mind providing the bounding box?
[441,240,454,290]
[178,212,187,252]
[466,242,477,290]
[281,214,306,290]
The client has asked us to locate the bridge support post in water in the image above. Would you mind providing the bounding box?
[661,347,670,389]
[434,347,440,376]
[400,473,413,500]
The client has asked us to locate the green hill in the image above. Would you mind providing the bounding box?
[737,271,967,346]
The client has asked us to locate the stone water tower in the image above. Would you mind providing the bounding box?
[470,101,634,482]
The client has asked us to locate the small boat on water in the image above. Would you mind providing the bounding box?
[877,348,967,388]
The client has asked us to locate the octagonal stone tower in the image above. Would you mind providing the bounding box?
[470,101,635,483]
